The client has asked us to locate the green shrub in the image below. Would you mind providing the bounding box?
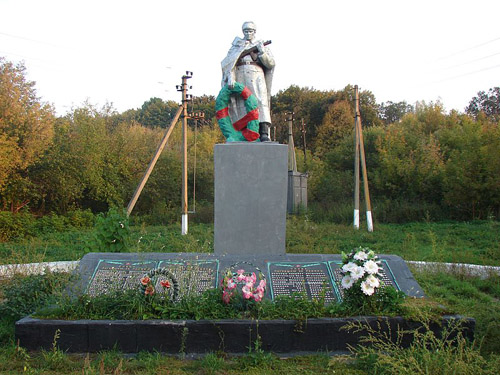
[66,209,96,228]
[34,214,71,235]
[0,272,71,344]
[0,272,71,321]
[0,210,96,242]
[0,212,36,241]
[91,208,131,253]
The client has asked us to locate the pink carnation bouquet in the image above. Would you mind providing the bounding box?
[221,269,267,305]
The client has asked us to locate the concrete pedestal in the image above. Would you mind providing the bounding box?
[214,143,288,256]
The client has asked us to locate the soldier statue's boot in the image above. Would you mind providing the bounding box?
[259,122,271,142]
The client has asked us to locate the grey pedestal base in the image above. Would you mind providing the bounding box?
[214,143,288,256]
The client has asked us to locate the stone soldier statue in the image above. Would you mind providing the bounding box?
[221,21,275,142]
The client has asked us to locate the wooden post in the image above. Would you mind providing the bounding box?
[301,118,307,169]
[354,85,373,232]
[126,105,183,216]
[180,72,192,235]
[354,96,360,229]
[287,112,297,172]
[187,111,205,214]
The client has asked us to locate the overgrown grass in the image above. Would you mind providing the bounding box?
[0,219,499,374]
[413,271,500,355]
[33,286,409,322]
[286,217,500,265]
[0,269,498,374]
[1,220,498,265]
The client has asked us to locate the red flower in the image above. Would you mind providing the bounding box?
[145,285,155,295]
[141,276,150,286]
[160,280,171,289]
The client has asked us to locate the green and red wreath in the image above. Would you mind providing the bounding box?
[215,82,260,142]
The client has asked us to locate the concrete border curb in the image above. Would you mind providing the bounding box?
[0,261,79,279]
[407,261,500,279]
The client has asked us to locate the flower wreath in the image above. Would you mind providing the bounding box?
[215,82,260,142]
[140,268,179,301]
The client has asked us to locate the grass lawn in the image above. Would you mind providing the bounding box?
[0,219,499,374]
[1,219,499,266]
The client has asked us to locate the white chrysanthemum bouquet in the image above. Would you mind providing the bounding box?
[341,247,382,297]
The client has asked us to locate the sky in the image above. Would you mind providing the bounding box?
[1,0,499,116]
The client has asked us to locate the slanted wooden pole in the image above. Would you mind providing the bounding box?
[354,85,373,232]
[126,105,183,216]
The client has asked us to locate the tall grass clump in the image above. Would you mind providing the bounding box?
[349,317,499,375]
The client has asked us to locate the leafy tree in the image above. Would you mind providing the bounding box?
[334,85,382,129]
[190,95,216,124]
[136,97,179,128]
[465,87,500,122]
[379,101,414,124]
[272,85,332,150]
[439,116,500,219]
[315,100,354,156]
[0,57,55,212]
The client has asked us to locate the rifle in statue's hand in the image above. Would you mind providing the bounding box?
[239,40,272,60]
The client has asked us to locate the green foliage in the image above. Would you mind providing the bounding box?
[315,100,354,156]
[378,100,414,124]
[0,266,498,374]
[0,272,71,345]
[0,209,95,242]
[415,271,500,355]
[0,57,56,213]
[350,318,499,375]
[310,101,500,222]
[197,352,226,374]
[337,286,406,316]
[0,272,71,322]
[35,281,406,322]
[136,97,179,128]
[92,208,130,252]
[465,86,500,122]
[0,211,36,241]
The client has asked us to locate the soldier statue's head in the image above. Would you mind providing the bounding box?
[242,21,257,42]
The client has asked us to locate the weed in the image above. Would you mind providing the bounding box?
[91,208,130,253]
[237,334,276,370]
[199,352,226,374]
[348,316,497,375]
[40,329,73,371]
[95,348,123,373]
[179,326,189,359]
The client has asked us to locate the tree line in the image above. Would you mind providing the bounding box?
[1,57,499,224]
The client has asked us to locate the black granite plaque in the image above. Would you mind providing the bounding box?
[329,260,400,299]
[158,260,219,297]
[267,262,339,302]
[86,260,157,296]
[77,253,424,301]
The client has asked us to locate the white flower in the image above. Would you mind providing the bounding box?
[364,260,380,275]
[342,262,357,273]
[361,280,375,296]
[365,274,380,288]
[350,265,365,281]
[341,275,354,289]
[354,251,368,261]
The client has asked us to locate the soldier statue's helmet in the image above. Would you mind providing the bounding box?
[242,21,256,32]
